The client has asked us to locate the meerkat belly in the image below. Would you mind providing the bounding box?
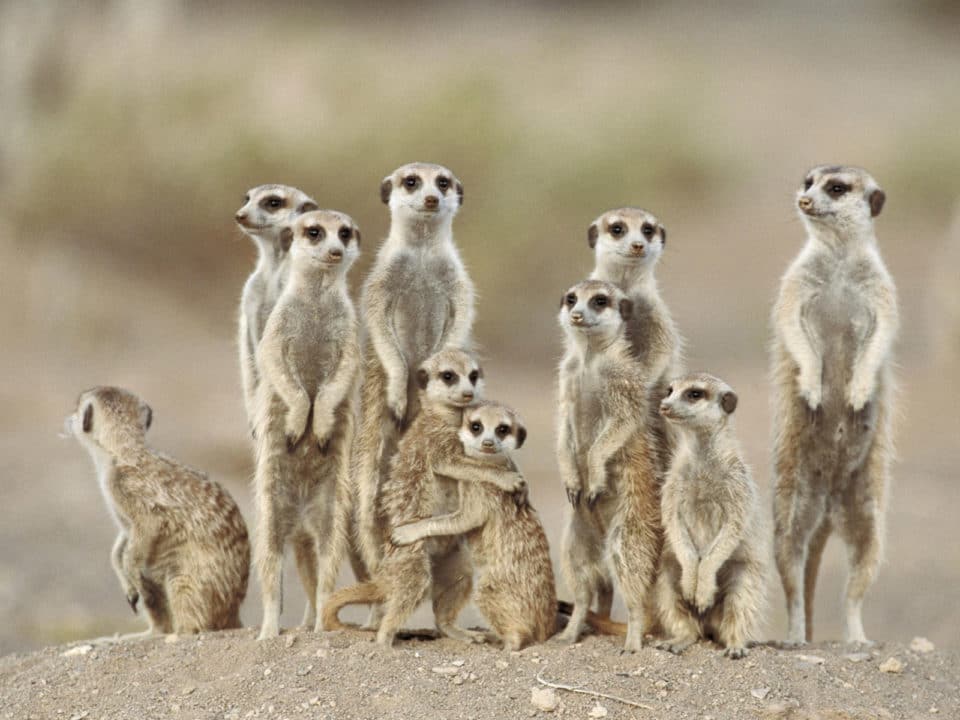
[808,280,872,405]
[680,491,724,555]
[391,258,455,366]
[571,382,604,476]
[425,475,462,557]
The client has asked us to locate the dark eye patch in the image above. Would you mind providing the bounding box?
[261,195,286,211]
[440,370,458,386]
[306,226,325,242]
[591,294,609,309]
[825,179,851,198]
[337,225,352,242]
[496,424,511,437]
[565,293,577,307]
[685,388,706,401]
[468,370,479,385]
[403,175,421,191]
[804,177,813,191]
[435,176,451,193]
[469,421,483,435]
[641,222,655,237]
[609,222,625,237]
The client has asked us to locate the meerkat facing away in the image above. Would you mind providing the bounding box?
[588,207,682,471]
[235,185,319,431]
[253,209,361,640]
[353,162,475,577]
[556,280,662,651]
[654,374,766,659]
[66,387,249,637]
[772,165,898,646]
[322,349,526,646]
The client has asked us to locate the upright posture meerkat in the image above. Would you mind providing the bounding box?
[772,165,898,645]
[235,185,318,430]
[354,162,475,576]
[655,374,766,659]
[556,280,662,651]
[65,387,249,636]
[322,349,526,645]
[391,402,556,651]
[254,209,361,640]
[588,207,681,470]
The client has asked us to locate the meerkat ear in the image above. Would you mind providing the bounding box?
[659,225,667,245]
[297,200,319,214]
[721,391,738,414]
[619,297,633,321]
[141,403,153,430]
[869,189,886,218]
[380,178,393,205]
[515,424,527,449]
[588,223,599,249]
[82,403,93,433]
[279,226,294,253]
[416,368,430,390]
[456,181,464,206]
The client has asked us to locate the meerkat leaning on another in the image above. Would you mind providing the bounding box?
[65,387,249,637]
[235,185,319,433]
[322,349,526,646]
[772,165,898,646]
[253,209,361,640]
[556,280,662,651]
[391,402,556,651]
[353,163,475,577]
[655,374,766,659]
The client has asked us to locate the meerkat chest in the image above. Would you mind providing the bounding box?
[389,253,460,363]
[570,372,605,451]
[806,265,875,380]
[279,296,350,393]
[625,295,667,371]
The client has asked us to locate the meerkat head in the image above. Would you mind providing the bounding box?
[235,184,318,245]
[660,373,738,430]
[588,207,666,270]
[796,165,885,235]
[380,162,463,226]
[280,210,360,276]
[558,279,632,343]
[416,348,485,409]
[65,386,153,454]
[459,402,526,463]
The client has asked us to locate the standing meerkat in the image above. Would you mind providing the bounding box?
[322,349,526,646]
[772,165,898,646]
[353,162,475,576]
[235,185,319,431]
[253,209,361,640]
[65,387,250,637]
[655,374,766,659]
[556,280,662,651]
[391,402,556,651]
[588,207,682,471]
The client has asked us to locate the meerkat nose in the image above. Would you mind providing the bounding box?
[631,241,645,253]
[798,196,813,211]
[570,311,584,323]
[235,211,248,223]
[659,402,670,415]
[481,439,495,448]
[328,248,343,261]
[461,390,474,401]
[424,195,439,208]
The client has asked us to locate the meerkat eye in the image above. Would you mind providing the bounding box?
[610,223,624,237]
[468,370,479,384]
[307,226,322,241]
[829,183,849,196]
[338,226,352,241]
[470,421,483,435]
[667,385,674,396]
[244,194,250,204]
[436,176,450,191]
[496,424,511,438]
[266,196,284,209]
[592,295,608,308]
[685,389,704,401]
[403,175,420,190]
[441,371,458,385]
[804,178,813,191]
[565,293,577,306]
[641,223,655,237]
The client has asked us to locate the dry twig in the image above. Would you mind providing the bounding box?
[535,670,655,711]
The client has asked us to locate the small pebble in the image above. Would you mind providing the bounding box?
[588,703,608,718]
[844,653,872,663]
[910,637,935,654]
[62,645,93,657]
[284,635,296,649]
[530,687,559,712]
[796,654,825,666]
[451,659,465,667]
[750,687,771,700]
[495,660,510,670]
[879,657,904,674]
[164,634,179,644]
[432,665,460,676]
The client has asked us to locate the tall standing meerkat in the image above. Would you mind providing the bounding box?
[353,162,475,576]
[772,165,898,646]
[655,374,766,659]
[322,349,526,646]
[235,185,319,431]
[556,280,662,651]
[588,207,682,471]
[253,209,361,640]
[65,387,250,636]
[391,402,556,651]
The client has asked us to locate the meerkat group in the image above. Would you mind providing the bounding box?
[66,162,897,657]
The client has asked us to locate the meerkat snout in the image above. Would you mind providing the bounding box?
[570,310,584,324]
[798,196,814,212]
[424,194,440,210]
[630,240,646,256]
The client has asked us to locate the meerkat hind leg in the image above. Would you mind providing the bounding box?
[839,502,883,646]
[256,498,287,640]
[293,535,318,629]
[432,549,485,644]
[803,519,832,643]
[595,580,614,619]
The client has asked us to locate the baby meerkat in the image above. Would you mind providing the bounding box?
[391,402,556,651]
[772,165,898,646]
[588,207,682,471]
[556,280,662,651]
[353,162,475,576]
[655,374,766,659]
[235,185,318,431]
[253,209,361,640]
[322,349,526,646]
[66,387,249,637]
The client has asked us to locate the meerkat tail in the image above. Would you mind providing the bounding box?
[321,581,385,631]
[557,600,627,636]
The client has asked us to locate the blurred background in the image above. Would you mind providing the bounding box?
[1,1,958,654]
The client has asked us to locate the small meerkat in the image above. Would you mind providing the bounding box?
[391,402,556,651]
[654,374,766,659]
[556,280,662,651]
[588,207,682,471]
[353,162,475,576]
[322,349,526,646]
[772,165,898,646]
[253,209,361,640]
[235,185,319,431]
[65,387,250,636]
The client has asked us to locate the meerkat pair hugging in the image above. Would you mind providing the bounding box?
[772,165,898,646]
[66,387,250,637]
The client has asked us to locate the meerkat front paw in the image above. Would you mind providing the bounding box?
[680,569,698,606]
[723,645,749,659]
[312,403,336,453]
[285,405,310,451]
[387,387,407,430]
[694,576,717,615]
[797,370,822,410]
[126,588,140,614]
[846,375,874,412]
[564,480,583,508]
[391,524,421,547]
[586,485,608,509]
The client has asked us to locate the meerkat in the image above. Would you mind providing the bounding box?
[253,209,361,640]
[772,165,898,646]
[322,349,526,645]
[65,387,249,637]
[556,279,662,651]
[588,207,682,471]
[390,402,556,651]
[235,185,319,431]
[353,162,475,577]
[654,374,766,659]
